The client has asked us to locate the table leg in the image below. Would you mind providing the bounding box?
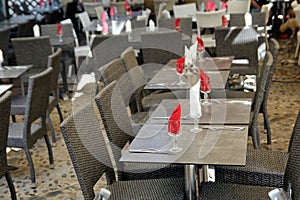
[184,164,196,200]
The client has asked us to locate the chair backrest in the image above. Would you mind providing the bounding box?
[141,30,183,63]
[250,51,273,148]
[24,67,52,139]
[98,58,133,105]
[156,2,168,24]
[0,91,12,166]
[229,12,265,27]
[90,34,111,50]
[283,109,300,199]
[83,2,103,18]
[12,36,52,69]
[48,48,62,95]
[0,28,10,65]
[227,0,251,14]
[215,26,259,75]
[78,11,92,28]
[154,0,175,16]
[95,81,135,181]
[16,19,35,37]
[294,6,300,25]
[261,2,273,25]
[110,2,126,14]
[94,5,105,20]
[60,102,112,200]
[173,3,197,18]
[196,10,225,36]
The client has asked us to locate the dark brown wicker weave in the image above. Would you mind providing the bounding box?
[0,91,17,200]
[95,81,184,184]
[200,109,300,199]
[60,102,185,200]
[215,26,259,76]
[7,68,54,187]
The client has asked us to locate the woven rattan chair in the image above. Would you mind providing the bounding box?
[8,68,54,188]
[10,48,64,145]
[0,91,17,200]
[215,26,259,76]
[210,38,280,146]
[0,28,10,65]
[199,108,300,199]
[95,81,184,184]
[11,36,52,95]
[60,102,185,200]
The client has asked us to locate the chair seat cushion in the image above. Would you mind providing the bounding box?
[107,177,185,200]
[199,182,276,200]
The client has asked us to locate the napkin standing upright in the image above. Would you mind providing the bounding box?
[101,11,109,35]
[0,49,3,66]
[33,24,40,37]
[149,19,155,31]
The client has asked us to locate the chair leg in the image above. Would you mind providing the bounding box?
[263,108,272,146]
[56,104,64,123]
[24,146,36,187]
[44,134,54,169]
[5,172,17,200]
[60,61,69,94]
[46,111,56,145]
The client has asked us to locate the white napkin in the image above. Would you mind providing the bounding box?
[162,9,171,19]
[244,12,252,27]
[149,19,155,31]
[184,46,193,66]
[112,20,126,35]
[0,49,3,65]
[33,24,40,37]
[189,42,197,61]
[125,20,132,33]
[189,80,202,118]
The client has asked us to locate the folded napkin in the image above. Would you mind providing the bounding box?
[206,0,215,11]
[33,24,40,37]
[176,56,185,74]
[200,69,211,93]
[184,45,193,66]
[197,36,204,52]
[175,18,180,31]
[110,6,115,19]
[101,11,109,35]
[56,23,62,35]
[0,49,3,64]
[222,15,228,27]
[149,19,155,31]
[40,0,44,6]
[221,0,227,10]
[125,20,132,32]
[190,79,202,118]
[244,12,252,27]
[125,0,130,10]
[168,104,181,134]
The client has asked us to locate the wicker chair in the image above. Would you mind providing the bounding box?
[10,48,64,145]
[199,108,300,199]
[8,68,54,188]
[210,38,280,146]
[215,26,259,76]
[11,36,52,95]
[60,102,185,200]
[95,81,184,184]
[0,91,17,200]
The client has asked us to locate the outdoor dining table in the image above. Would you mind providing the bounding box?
[0,84,13,96]
[0,65,33,82]
[144,65,230,91]
[166,56,234,71]
[120,98,251,200]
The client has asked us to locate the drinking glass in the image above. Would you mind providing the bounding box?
[201,91,211,105]
[58,33,63,43]
[176,63,185,85]
[168,120,183,153]
[190,114,203,133]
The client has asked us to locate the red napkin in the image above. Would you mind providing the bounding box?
[206,0,215,12]
[168,104,181,134]
[110,6,115,17]
[176,56,185,74]
[175,18,180,31]
[39,0,44,6]
[125,0,130,10]
[221,0,227,10]
[101,11,109,35]
[200,69,211,93]
[197,36,204,52]
[48,0,51,4]
[222,15,228,27]
[56,23,62,35]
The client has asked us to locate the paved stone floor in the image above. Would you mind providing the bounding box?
[0,38,300,199]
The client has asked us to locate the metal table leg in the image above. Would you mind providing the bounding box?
[184,164,197,200]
